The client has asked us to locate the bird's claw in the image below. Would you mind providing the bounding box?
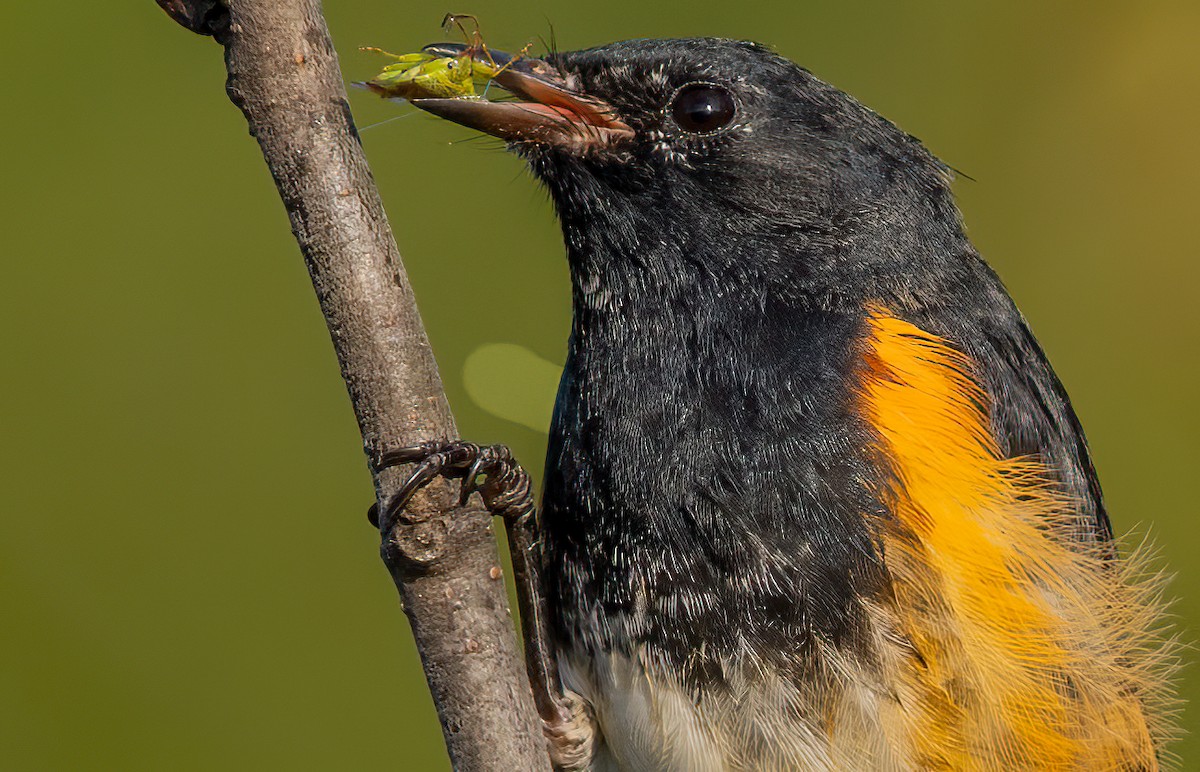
[368,440,534,528]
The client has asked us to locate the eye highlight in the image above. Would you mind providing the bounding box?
[670,83,736,134]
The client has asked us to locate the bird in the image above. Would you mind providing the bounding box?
[369,37,1178,770]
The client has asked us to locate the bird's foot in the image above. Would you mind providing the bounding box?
[368,440,535,527]
[544,690,600,771]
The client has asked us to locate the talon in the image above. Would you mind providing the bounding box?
[396,453,446,505]
[381,453,447,524]
[459,454,490,505]
[374,441,440,472]
[458,476,478,506]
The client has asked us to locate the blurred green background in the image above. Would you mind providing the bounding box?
[2,1,1196,768]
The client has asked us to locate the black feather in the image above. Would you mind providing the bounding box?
[515,38,1105,684]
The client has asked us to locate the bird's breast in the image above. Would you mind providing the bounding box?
[543,308,1170,771]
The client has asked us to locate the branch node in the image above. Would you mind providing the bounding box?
[383,518,450,573]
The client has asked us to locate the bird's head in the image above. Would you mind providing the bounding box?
[414,38,970,311]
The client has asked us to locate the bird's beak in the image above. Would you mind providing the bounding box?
[411,43,634,152]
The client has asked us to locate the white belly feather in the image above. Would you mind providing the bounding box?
[558,647,910,772]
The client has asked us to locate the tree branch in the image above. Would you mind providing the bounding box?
[155,2,550,769]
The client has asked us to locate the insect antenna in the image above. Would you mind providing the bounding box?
[357,110,417,132]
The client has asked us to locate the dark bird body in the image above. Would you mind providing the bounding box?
[387,37,1175,770]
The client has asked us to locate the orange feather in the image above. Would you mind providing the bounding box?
[857,311,1178,770]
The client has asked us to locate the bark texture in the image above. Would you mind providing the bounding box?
[155,2,550,769]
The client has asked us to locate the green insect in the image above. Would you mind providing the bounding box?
[358,48,484,100]
[359,14,527,101]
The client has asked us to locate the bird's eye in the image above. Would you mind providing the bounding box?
[670,84,736,134]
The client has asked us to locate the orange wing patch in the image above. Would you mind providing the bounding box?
[857,312,1176,770]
